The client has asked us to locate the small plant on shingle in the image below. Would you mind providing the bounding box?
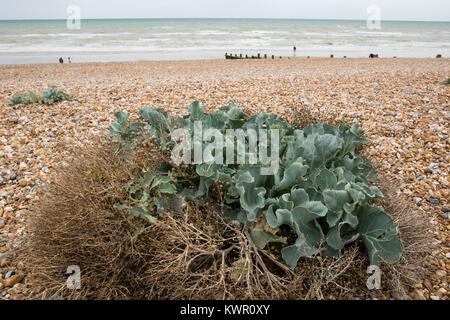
[40,89,72,105]
[110,102,402,269]
[8,89,72,106]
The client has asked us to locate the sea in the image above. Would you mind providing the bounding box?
[0,18,449,64]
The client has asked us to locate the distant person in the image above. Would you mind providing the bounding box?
[68,57,71,63]
[59,57,64,64]
[293,45,297,57]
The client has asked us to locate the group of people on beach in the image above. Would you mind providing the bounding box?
[59,57,71,64]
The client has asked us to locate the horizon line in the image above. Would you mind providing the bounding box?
[1,17,449,23]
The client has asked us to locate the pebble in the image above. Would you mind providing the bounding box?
[414,289,426,300]
[430,295,440,300]
[3,274,24,288]
[424,196,441,206]
[436,288,447,297]
[435,270,447,277]
[5,270,15,279]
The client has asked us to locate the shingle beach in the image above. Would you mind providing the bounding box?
[0,58,448,299]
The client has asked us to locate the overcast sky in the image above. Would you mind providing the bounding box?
[0,0,449,21]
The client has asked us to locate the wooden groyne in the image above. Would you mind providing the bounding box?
[225,53,282,60]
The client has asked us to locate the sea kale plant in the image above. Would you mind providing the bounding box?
[8,89,72,106]
[110,102,402,269]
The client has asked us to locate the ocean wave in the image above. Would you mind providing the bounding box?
[0,20,449,59]
[1,40,449,54]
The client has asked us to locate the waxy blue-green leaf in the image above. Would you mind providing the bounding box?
[235,171,266,221]
[159,182,177,194]
[265,206,293,229]
[249,218,287,249]
[220,102,245,120]
[323,189,351,213]
[196,163,219,180]
[356,205,402,265]
[187,101,204,121]
[290,188,309,206]
[303,123,340,136]
[339,123,368,155]
[311,169,337,191]
[301,133,343,169]
[292,201,328,225]
[114,110,129,126]
[275,161,308,191]
[281,236,319,270]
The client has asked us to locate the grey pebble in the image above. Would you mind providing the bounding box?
[5,270,15,279]
[424,196,440,206]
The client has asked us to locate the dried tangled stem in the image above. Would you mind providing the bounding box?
[144,205,294,299]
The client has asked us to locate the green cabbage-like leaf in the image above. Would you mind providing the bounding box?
[235,171,266,221]
[249,218,287,249]
[275,161,308,191]
[356,205,402,265]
